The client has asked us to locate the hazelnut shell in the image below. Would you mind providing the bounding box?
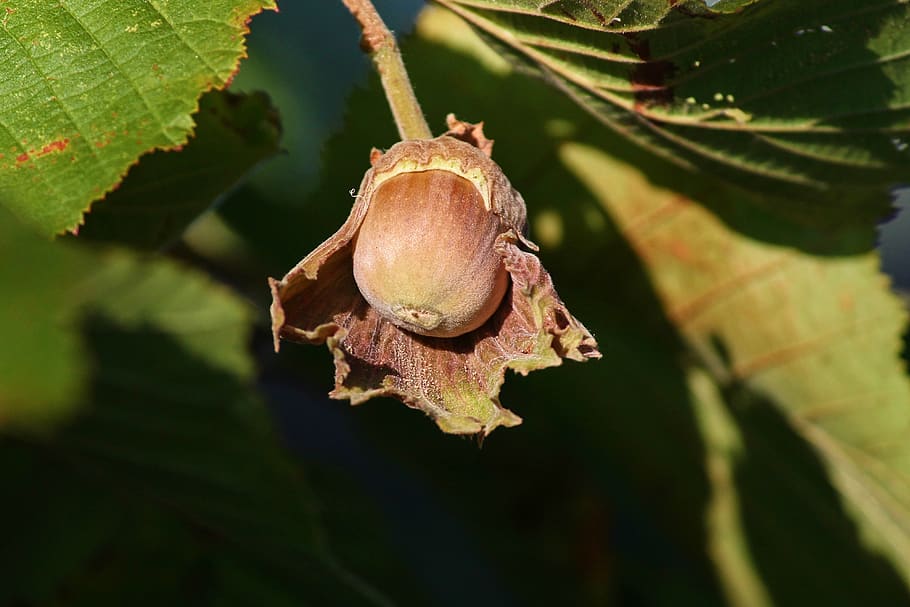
[352,169,509,337]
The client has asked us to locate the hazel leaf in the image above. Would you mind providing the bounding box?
[561,138,910,590]
[0,0,276,235]
[437,0,910,223]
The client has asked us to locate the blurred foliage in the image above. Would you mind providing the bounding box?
[0,213,394,606]
[2,1,910,606]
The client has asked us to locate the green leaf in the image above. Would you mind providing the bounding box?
[74,89,282,250]
[437,0,910,218]
[0,0,276,235]
[560,137,910,596]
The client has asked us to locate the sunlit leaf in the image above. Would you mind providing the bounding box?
[561,136,910,595]
[0,0,276,235]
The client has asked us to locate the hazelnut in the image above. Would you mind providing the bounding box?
[352,169,508,337]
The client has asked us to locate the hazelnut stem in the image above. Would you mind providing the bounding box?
[341,0,432,141]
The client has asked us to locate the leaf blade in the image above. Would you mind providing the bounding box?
[438,0,910,215]
[0,0,277,234]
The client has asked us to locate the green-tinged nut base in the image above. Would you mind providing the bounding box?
[390,303,444,333]
[352,169,508,338]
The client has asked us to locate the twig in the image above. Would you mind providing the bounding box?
[341,0,432,140]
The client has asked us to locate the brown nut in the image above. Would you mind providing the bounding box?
[352,169,508,337]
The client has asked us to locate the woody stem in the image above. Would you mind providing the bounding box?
[341,0,432,140]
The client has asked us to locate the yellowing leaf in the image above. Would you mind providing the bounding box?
[561,138,910,587]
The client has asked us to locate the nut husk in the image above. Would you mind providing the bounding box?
[268,116,600,437]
